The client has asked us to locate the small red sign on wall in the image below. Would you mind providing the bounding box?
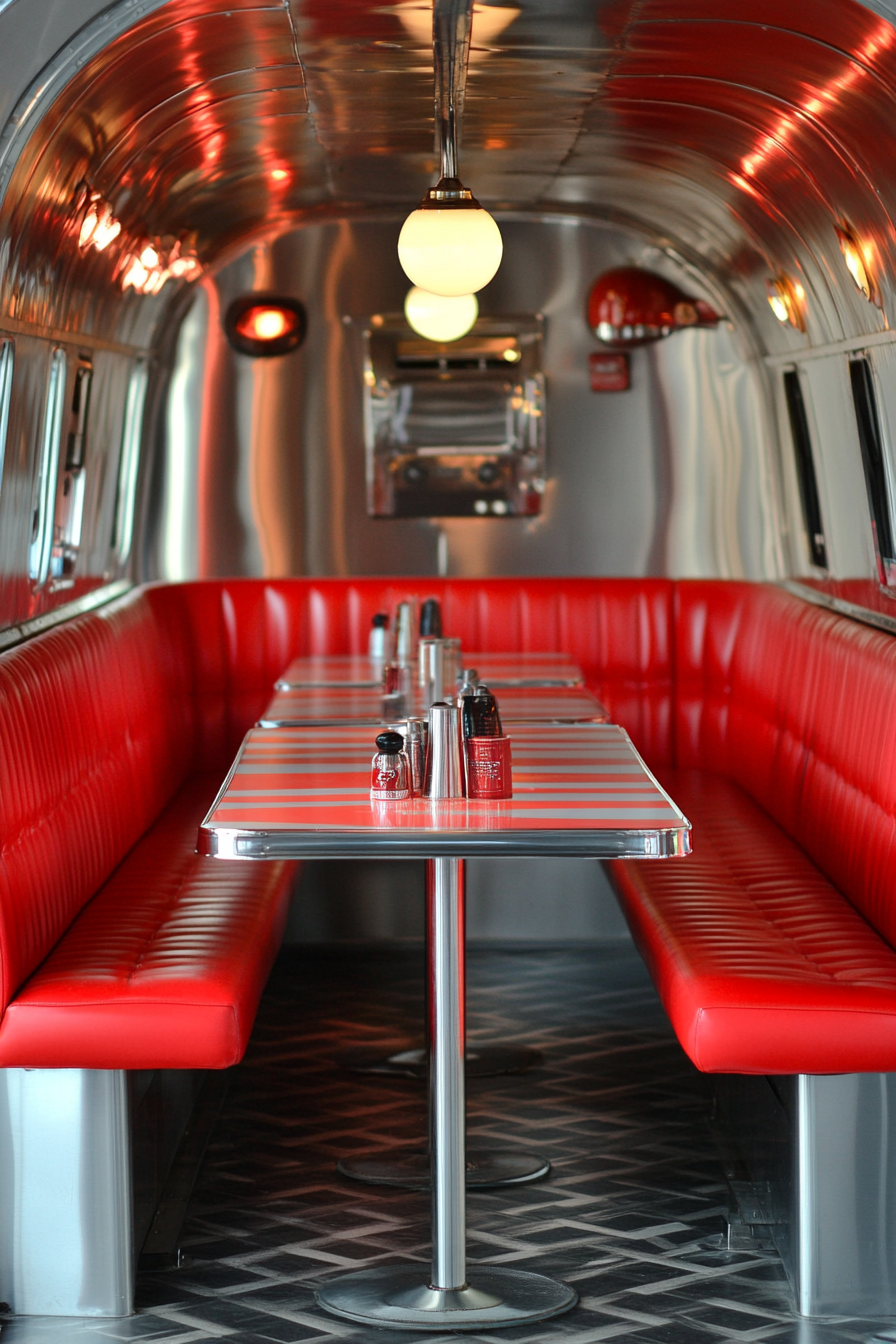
[589,351,630,392]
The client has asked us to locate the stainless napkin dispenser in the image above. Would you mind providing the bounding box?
[364,315,545,519]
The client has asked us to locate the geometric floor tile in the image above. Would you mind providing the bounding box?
[2,944,890,1343]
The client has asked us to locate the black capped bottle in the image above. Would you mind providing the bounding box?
[370,730,410,800]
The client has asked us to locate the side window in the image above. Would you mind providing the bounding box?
[29,348,67,585]
[849,356,896,584]
[112,360,148,565]
[0,341,14,500]
[51,355,93,580]
[783,369,826,569]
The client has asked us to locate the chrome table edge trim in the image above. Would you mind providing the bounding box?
[198,825,691,860]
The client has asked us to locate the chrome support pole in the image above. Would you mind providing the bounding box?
[428,856,466,1290]
[433,0,473,181]
[317,851,576,1330]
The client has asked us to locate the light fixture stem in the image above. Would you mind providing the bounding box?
[433,0,474,183]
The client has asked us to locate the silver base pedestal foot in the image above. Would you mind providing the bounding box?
[342,1044,542,1079]
[337,1148,550,1188]
[316,1265,578,1330]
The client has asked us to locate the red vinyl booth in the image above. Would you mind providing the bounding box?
[2,576,896,1079]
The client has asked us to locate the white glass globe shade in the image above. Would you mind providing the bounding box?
[398,206,503,296]
[404,287,478,342]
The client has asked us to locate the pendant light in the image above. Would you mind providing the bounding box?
[398,0,503,297]
[405,286,479,341]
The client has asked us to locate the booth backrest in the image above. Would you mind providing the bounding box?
[674,582,896,950]
[147,577,676,771]
[0,577,676,1023]
[8,575,893,1030]
[0,592,196,1016]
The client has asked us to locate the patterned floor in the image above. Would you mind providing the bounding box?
[3,944,893,1344]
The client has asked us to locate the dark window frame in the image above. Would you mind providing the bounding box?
[849,356,896,586]
[783,368,827,569]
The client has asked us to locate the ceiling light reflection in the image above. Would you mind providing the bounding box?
[397,2,519,52]
[766,275,806,332]
[837,226,878,305]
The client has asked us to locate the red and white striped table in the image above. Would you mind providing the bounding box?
[199,722,688,859]
[257,685,609,728]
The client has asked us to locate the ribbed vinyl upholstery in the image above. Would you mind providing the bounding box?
[611,581,896,1074]
[0,592,195,1020]
[0,587,297,1068]
[6,575,896,1076]
[611,771,896,1073]
[145,577,675,769]
[0,776,291,1068]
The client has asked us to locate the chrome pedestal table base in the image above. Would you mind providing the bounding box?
[337,1147,550,1188]
[317,1265,577,1330]
[317,858,576,1331]
[342,1042,542,1078]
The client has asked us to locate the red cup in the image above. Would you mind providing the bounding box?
[465,736,512,800]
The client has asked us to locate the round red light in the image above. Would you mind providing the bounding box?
[225,294,307,357]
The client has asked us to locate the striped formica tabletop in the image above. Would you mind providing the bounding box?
[258,685,609,728]
[275,652,585,691]
[199,723,691,861]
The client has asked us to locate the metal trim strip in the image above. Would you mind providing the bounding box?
[197,825,691,861]
[0,580,132,652]
[781,579,896,638]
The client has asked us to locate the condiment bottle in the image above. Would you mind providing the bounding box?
[370,730,411,800]
[368,612,391,662]
[419,598,443,638]
[394,602,414,666]
[462,685,512,799]
[403,717,427,795]
[462,683,503,739]
[458,668,480,695]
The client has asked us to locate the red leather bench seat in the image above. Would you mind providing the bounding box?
[6,575,894,1078]
[610,583,896,1075]
[0,775,291,1069]
[0,589,296,1069]
[1,576,672,1071]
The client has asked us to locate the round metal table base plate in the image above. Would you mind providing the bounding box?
[341,1044,542,1079]
[337,1148,550,1189]
[316,1265,578,1331]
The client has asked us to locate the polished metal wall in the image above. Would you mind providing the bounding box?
[150,215,781,581]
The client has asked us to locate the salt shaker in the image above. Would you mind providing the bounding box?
[370,730,411,801]
[403,717,427,796]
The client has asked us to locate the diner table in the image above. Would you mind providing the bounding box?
[259,684,608,728]
[199,720,690,1331]
[257,673,608,1191]
[276,651,585,690]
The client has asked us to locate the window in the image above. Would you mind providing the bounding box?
[112,360,148,564]
[0,341,14,500]
[849,356,896,584]
[29,348,66,585]
[51,356,93,580]
[783,369,826,569]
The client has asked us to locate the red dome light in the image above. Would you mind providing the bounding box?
[587,267,720,348]
[225,294,307,357]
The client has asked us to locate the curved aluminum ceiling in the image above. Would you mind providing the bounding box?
[0,0,895,351]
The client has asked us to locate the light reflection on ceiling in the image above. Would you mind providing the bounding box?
[0,0,895,349]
